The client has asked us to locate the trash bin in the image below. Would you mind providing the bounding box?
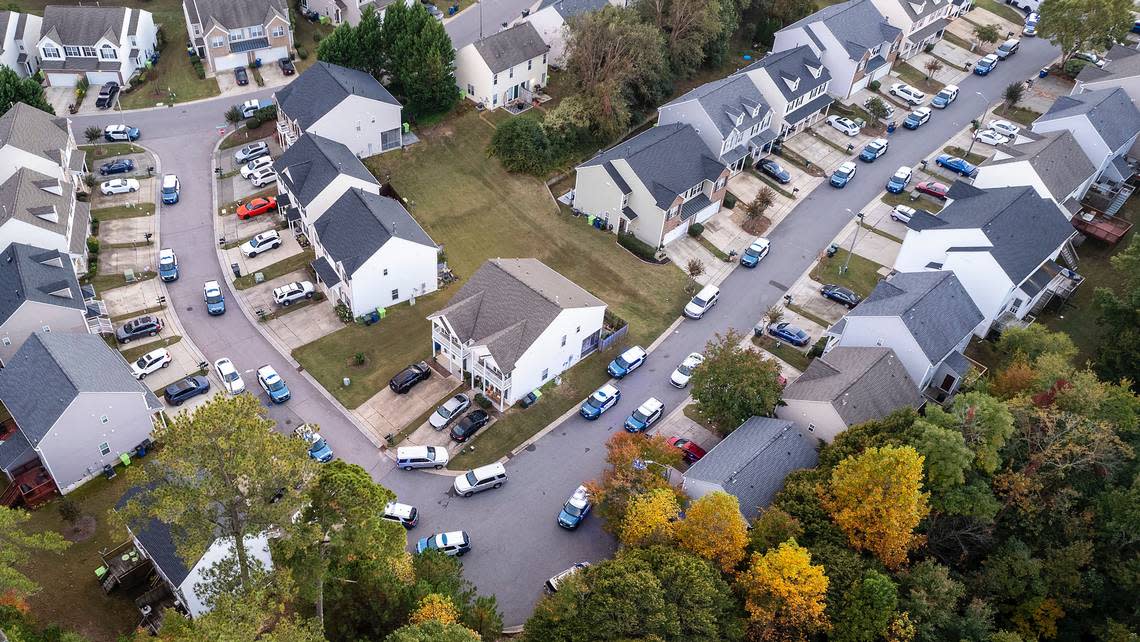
[231,262,241,278]
[1039,67,1048,78]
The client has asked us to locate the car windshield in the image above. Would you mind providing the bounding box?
[587,395,607,409]
[677,363,694,376]
[691,296,708,307]
[224,371,239,382]
[134,356,149,368]
[267,379,285,392]
[836,168,852,177]
[206,293,223,304]
[563,502,584,517]
[614,355,630,368]
[464,471,478,486]
[892,173,906,182]
[309,439,327,454]
[162,186,176,194]
[437,406,454,419]
[744,246,760,257]
[160,257,174,266]
[632,409,650,423]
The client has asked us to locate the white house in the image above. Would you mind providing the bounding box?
[0,243,98,365]
[275,132,382,225]
[0,10,42,78]
[455,22,549,110]
[429,258,606,409]
[973,130,1098,219]
[773,0,902,101]
[303,0,415,26]
[0,101,86,184]
[1031,87,1140,187]
[1073,45,1140,104]
[574,123,731,247]
[894,183,1079,338]
[36,5,158,87]
[183,0,293,75]
[512,0,616,66]
[738,46,834,140]
[867,0,951,59]
[274,61,405,158]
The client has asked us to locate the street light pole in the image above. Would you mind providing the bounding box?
[964,91,988,161]
[841,211,865,275]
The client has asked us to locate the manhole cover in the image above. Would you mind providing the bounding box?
[525,444,537,452]
[185,305,194,312]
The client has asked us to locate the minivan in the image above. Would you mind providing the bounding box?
[683,284,720,319]
[453,462,508,497]
[996,38,1020,59]
[396,445,449,470]
[161,174,180,204]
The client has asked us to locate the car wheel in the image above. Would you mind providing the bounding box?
[161,361,170,368]
[121,337,131,343]
[149,330,157,337]
[283,300,291,307]
[403,465,414,471]
[174,399,184,406]
[138,372,147,380]
[130,188,137,192]
[456,550,465,557]
[305,293,313,299]
[434,464,443,470]
[463,491,474,498]
[493,482,502,489]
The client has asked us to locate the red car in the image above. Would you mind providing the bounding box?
[668,437,707,464]
[914,181,949,200]
[237,196,278,220]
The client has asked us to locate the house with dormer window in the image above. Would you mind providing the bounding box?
[183,0,293,75]
[657,73,776,174]
[0,10,43,78]
[868,0,951,59]
[36,5,157,87]
[0,243,95,364]
[738,46,833,140]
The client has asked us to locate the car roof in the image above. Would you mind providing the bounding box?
[144,348,169,359]
[441,531,468,543]
[257,364,279,377]
[682,352,703,365]
[384,502,415,519]
[638,397,663,412]
[205,280,220,288]
[695,284,719,298]
[159,248,175,258]
[751,237,770,249]
[216,358,234,369]
[471,462,506,476]
[621,346,646,359]
[596,383,619,397]
[397,446,430,458]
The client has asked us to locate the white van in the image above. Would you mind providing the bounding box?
[453,462,508,497]
[683,284,720,319]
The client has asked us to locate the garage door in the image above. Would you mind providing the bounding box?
[213,52,247,71]
[86,71,120,85]
[663,220,690,245]
[850,75,870,94]
[256,47,288,64]
[47,72,78,87]
[694,199,722,224]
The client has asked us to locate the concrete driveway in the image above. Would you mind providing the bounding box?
[263,299,343,351]
[222,233,303,277]
[94,152,154,179]
[354,370,463,446]
[127,337,202,391]
[93,177,154,208]
[219,172,272,204]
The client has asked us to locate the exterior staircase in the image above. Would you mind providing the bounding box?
[1105,183,1134,216]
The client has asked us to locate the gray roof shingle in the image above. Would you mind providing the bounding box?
[473,22,548,74]
[684,417,819,519]
[275,61,399,130]
[316,188,435,275]
[0,243,86,325]
[1036,87,1140,151]
[784,347,921,426]
[0,102,71,165]
[884,0,946,22]
[185,0,288,31]
[41,5,126,46]
[984,130,1096,201]
[117,484,193,587]
[780,0,901,60]
[662,73,771,139]
[1076,44,1140,84]
[740,45,831,102]
[536,0,610,20]
[0,168,74,238]
[430,259,604,372]
[847,271,982,363]
[276,133,379,208]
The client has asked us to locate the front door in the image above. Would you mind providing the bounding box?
[940,374,957,392]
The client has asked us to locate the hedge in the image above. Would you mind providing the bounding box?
[618,233,658,261]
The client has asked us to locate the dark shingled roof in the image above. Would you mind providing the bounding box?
[784,347,921,426]
[984,130,1096,201]
[41,5,125,46]
[781,0,901,60]
[0,102,71,164]
[662,73,770,139]
[740,45,831,101]
[276,133,378,208]
[185,0,288,31]
[315,188,435,276]
[536,0,610,20]
[275,61,400,130]
[1036,87,1140,152]
[117,484,193,587]
[473,22,548,74]
[0,243,86,325]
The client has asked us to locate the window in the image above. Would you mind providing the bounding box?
[492,94,498,105]
[668,204,679,218]
[807,424,815,432]
[621,193,629,208]
[541,368,549,381]
[272,26,286,38]
[391,289,399,301]
[467,83,474,95]
[714,177,726,191]
[128,35,137,46]
[210,36,225,48]
[100,415,109,424]
[229,29,244,42]
[527,59,532,71]
[100,44,117,60]
[509,67,513,78]
[576,326,581,333]
[42,45,60,58]
[1,337,10,346]
[383,268,389,276]
[41,325,50,333]
[64,45,81,57]
[561,335,566,347]
[99,442,111,456]
[542,53,547,64]
[193,25,201,36]
[492,73,498,86]
[81,46,96,57]
[249,25,265,38]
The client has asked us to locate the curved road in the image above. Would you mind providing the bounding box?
[71,37,1057,627]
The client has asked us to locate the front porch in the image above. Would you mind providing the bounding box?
[431,325,513,411]
[502,83,552,115]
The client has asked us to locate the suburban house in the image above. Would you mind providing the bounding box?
[183,0,293,75]
[512,0,613,66]
[455,22,549,111]
[773,0,902,101]
[738,45,833,140]
[867,0,951,59]
[0,332,161,507]
[429,258,606,409]
[894,184,1079,338]
[973,130,1098,219]
[36,5,158,87]
[0,243,94,364]
[310,188,438,316]
[1031,88,1140,187]
[777,346,921,442]
[303,0,414,26]
[275,132,382,228]
[0,104,89,276]
[825,271,982,402]
[682,417,819,521]
[574,123,730,248]
[0,10,42,78]
[657,73,776,174]
[1073,44,1140,104]
[274,60,405,158]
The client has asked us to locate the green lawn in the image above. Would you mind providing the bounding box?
[787,304,833,329]
[85,270,156,294]
[751,171,797,199]
[233,249,315,290]
[91,203,155,221]
[120,335,182,363]
[752,335,813,371]
[975,0,1028,23]
[220,187,279,215]
[892,63,946,95]
[683,403,723,435]
[810,249,884,298]
[109,304,167,322]
[880,191,945,211]
[943,31,978,53]
[220,121,277,150]
[860,221,904,244]
[993,104,1042,126]
[944,146,987,166]
[83,143,144,162]
[259,293,326,322]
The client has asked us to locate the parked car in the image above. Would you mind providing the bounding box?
[389,361,431,393]
[903,107,932,129]
[163,376,210,406]
[426,3,444,19]
[557,485,592,530]
[915,181,950,200]
[890,204,931,223]
[382,502,419,529]
[257,365,291,403]
[295,425,332,462]
[936,154,978,177]
[116,315,162,343]
[931,84,959,108]
[214,357,246,394]
[249,166,277,188]
[1074,51,1106,68]
[234,142,270,163]
[996,38,1020,59]
[668,436,707,464]
[987,119,1021,138]
[683,284,720,319]
[859,138,889,162]
[234,67,249,86]
[236,196,278,220]
[397,445,449,470]
[1023,12,1039,36]
[453,462,507,496]
[131,348,171,380]
[820,284,861,308]
[161,174,180,204]
[826,115,861,136]
[607,345,646,378]
[240,230,282,257]
[103,124,140,141]
[756,158,790,183]
[279,57,296,75]
[158,248,178,282]
[740,237,771,267]
[624,397,664,433]
[430,393,472,429]
[974,54,999,75]
[203,280,226,315]
[99,159,134,175]
[450,409,491,443]
[240,156,273,178]
[830,161,857,188]
[100,178,139,195]
[545,562,590,593]
[974,129,1011,146]
[416,531,470,556]
[580,383,620,419]
[889,83,926,105]
[273,281,315,306]
[863,96,894,119]
[669,352,704,389]
[94,82,119,109]
[767,321,810,347]
[886,166,913,193]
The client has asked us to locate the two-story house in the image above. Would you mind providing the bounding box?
[1031,88,1140,188]
[773,0,902,101]
[0,332,161,505]
[275,132,382,227]
[1073,45,1140,104]
[0,243,94,365]
[429,258,606,410]
[37,5,158,87]
[183,0,293,75]
[0,103,89,275]
[455,22,549,111]
[973,130,1098,219]
[868,0,951,59]
[512,0,616,66]
[894,183,1080,337]
[574,123,730,247]
[303,0,414,26]
[657,73,776,174]
[825,270,982,402]
[0,10,42,78]
[274,61,404,158]
[738,45,833,140]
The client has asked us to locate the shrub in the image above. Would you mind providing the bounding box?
[353,352,366,365]
[57,499,81,525]
[86,258,98,277]
[688,222,704,237]
[225,105,243,124]
[245,116,262,129]
[192,59,205,80]
[618,233,657,261]
[723,192,737,209]
[297,46,309,60]
[488,118,553,175]
[923,43,935,53]
[254,105,277,121]
[86,237,100,254]
[474,393,493,409]
[334,302,352,323]
[808,337,828,359]
[868,80,881,92]
[1063,57,1089,77]
[312,32,323,43]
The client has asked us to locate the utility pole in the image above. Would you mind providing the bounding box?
[964,91,988,162]
[841,211,865,275]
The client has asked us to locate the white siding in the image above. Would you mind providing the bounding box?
[0,218,74,258]
[309,94,403,158]
[518,7,568,65]
[776,399,846,442]
[342,237,438,317]
[179,534,274,618]
[507,305,605,404]
[1031,114,1113,178]
[0,302,89,365]
[939,251,1016,336]
[293,173,381,223]
[832,316,935,388]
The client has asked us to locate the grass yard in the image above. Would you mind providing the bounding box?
[752,335,813,371]
[860,221,904,244]
[683,403,722,435]
[109,304,167,322]
[944,146,987,166]
[233,249,315,290]
[810,249,884,298]
[993,103,1042,126]
[86,270,156,294]
[220,121,277,150]
[752,171,797,199]
[787,304,833,329]
[880,191,945,211]
[91,203,155,221]
[975,0,1028,24]
[697,235,730,261]
[259,293,326,322]
[120,335,183,363]
[943,31,979,53]
[220,187,279,215]
[83,143,144,163]
[892,63,946,95]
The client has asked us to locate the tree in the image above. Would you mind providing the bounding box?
[151,577,324,642]
[385,620,482,642]
[83,125,102,144]
[0,67,53,117]
[864,96,890,121]
[588,432,683,534]
[1003,81,1024,107]
[765,303,784,326]
[913,421,974,494]
[833,570,899,642]
[745,187,776,220]
[824,445,930,569]
[749,507,803,553]
[119,394,316,598]
[973,23,1001,48]
[488,118,553,174]
[0,507,69,602]
[380,2,460,118]
[754,0,815,26]
[674,491,749,571]
[686,258,706,280]
[923,58,943,80]
[1093,234,1140,390]
[1039,0,1134,64]
[689,329,784,433]
[898,560,966,642]
[736,540,830,641]
[410,593,461,625]
[620,488,680,547]
[924,392,1014,475]
[637,0,723,76]
[316,23,359,68]
[996,325,1077,365]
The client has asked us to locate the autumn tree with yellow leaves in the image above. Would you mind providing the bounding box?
[674,490,749,572]
[619,487,679,547]
[410,593,461,625]
[736,540,830,641]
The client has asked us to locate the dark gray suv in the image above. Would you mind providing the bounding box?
[116,315,163,344]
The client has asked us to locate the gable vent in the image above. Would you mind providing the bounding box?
[908,1,926,13]
[43,282,73,299]
[805,63,822,79]
[33,179,62,196]
[782,75,800,92]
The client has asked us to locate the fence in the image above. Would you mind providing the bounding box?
[599,324,629,353]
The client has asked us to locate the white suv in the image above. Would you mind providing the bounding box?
[683,284,719,319]
[396,445,449,470]
[826,115,861,136]
[240,230,281,257]
[889,83,926,105]
[249,166,277,187]
[131,348,171,380]
[272,281,315,306]
[240,156,273,178]
[453,462,508,497]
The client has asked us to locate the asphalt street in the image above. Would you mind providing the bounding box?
[71,35,1058,628]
